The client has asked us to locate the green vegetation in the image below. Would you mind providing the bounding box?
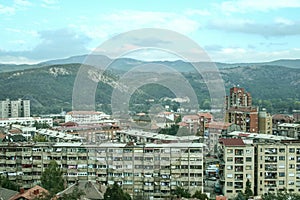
[0,175,19,191]
[40,160,64,196]
[173,186,191,198]
[262,189,300,200]
[104,182,131,200]
[233,179,254,200]
[192,190,209,200]
[0,63,299,115]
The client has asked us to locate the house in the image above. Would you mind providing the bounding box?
[0,187,18,200]
[56,180,105,200]
[9,185,48,200]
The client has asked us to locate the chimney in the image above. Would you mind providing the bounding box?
[20,188,25,194]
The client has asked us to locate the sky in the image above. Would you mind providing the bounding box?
[1,0,300,64]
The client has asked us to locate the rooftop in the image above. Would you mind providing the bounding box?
[219,138,245,146]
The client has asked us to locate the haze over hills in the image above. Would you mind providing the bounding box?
[0,60,299,115]
[1,54,300,73]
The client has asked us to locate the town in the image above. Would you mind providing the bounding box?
[0,86,299,200]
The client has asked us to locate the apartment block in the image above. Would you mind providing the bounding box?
[257,142,300,195]
[0,99,30,118]
[258,109,272,134]
[218,138,255,199]
[0,142,204,200]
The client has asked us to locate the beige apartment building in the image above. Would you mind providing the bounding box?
[257,142,300,195]
[0,142,204,200]
[218,138,255,199]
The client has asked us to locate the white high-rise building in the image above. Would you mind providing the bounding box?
[0,99,30,118]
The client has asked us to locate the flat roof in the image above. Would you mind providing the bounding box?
[117,129,200,141]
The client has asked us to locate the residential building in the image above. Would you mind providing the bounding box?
[0,142,204,200]
[65,111,111,125]
[0,117,53,127]
[9,185,48,200]
[218,138,255,199]
[277,123,300,139]
[225,87,261,133]
[256,141,300,195]
[258,109,272,134]
[218,131,300,198]
[0,99,30,118]
[204,122,233,155]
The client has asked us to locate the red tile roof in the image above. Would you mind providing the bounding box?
[219,138,245,146]
[9,185,48,200]
[205,122,231,129]
[198,112,213,119]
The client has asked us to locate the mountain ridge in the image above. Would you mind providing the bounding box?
[1,55,300,73]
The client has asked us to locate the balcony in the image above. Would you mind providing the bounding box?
[265,172,277,179]
[235,158,244,164]
[235,149,244,156]
[265,164,277,171]
[235,166,243,172]
[265,148,277,154]
[235,175,243,181]
[265,156,277,163]
[234,183,243,189]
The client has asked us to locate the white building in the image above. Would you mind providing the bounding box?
[0,99,30,118]
[65,111,111,125]
[0,117,53,127]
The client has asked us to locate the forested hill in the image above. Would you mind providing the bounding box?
[0,63,299,114]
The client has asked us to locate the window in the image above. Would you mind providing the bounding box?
[227,182,233,186]
[279,148,285,153]
[227,149,233,153]
[289,173,295,177]
[246,157,252,162]
[227,157,233,162]
[279,180,285,185]
[279,172,285,177]
[290,164,295,169]
[246,165,252,170]
[289,156,295,161]
[290,148,295,153]
[279,156,285,161]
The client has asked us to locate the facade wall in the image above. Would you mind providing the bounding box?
[218,144,255,199]
[257,143,300,195]
[0,142,204,200]
[0,99,30,118]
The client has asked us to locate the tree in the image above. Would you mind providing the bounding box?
[192,190,208,200]
[262,189,300,200]
[104,182,131,200]
[0,175,19,191]
[173,186,191,198]
[40,160,64,196]
[234,192,246,200]
[244,179,253,199]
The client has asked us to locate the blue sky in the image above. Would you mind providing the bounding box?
[1,0,300,64]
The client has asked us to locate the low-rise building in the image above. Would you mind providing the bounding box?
[277,123,300,139]
[0,117,53,127]
[65,111,111,125]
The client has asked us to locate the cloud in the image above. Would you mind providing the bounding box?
[0,4,15,15]
[0,0,32,15]
[208,18,300,37]
[208,47,300,63]
[218,0,300,13]
[184,9,211,16]
[41,0,60,9]
[77,10,201,39]
[0,28,91,63]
